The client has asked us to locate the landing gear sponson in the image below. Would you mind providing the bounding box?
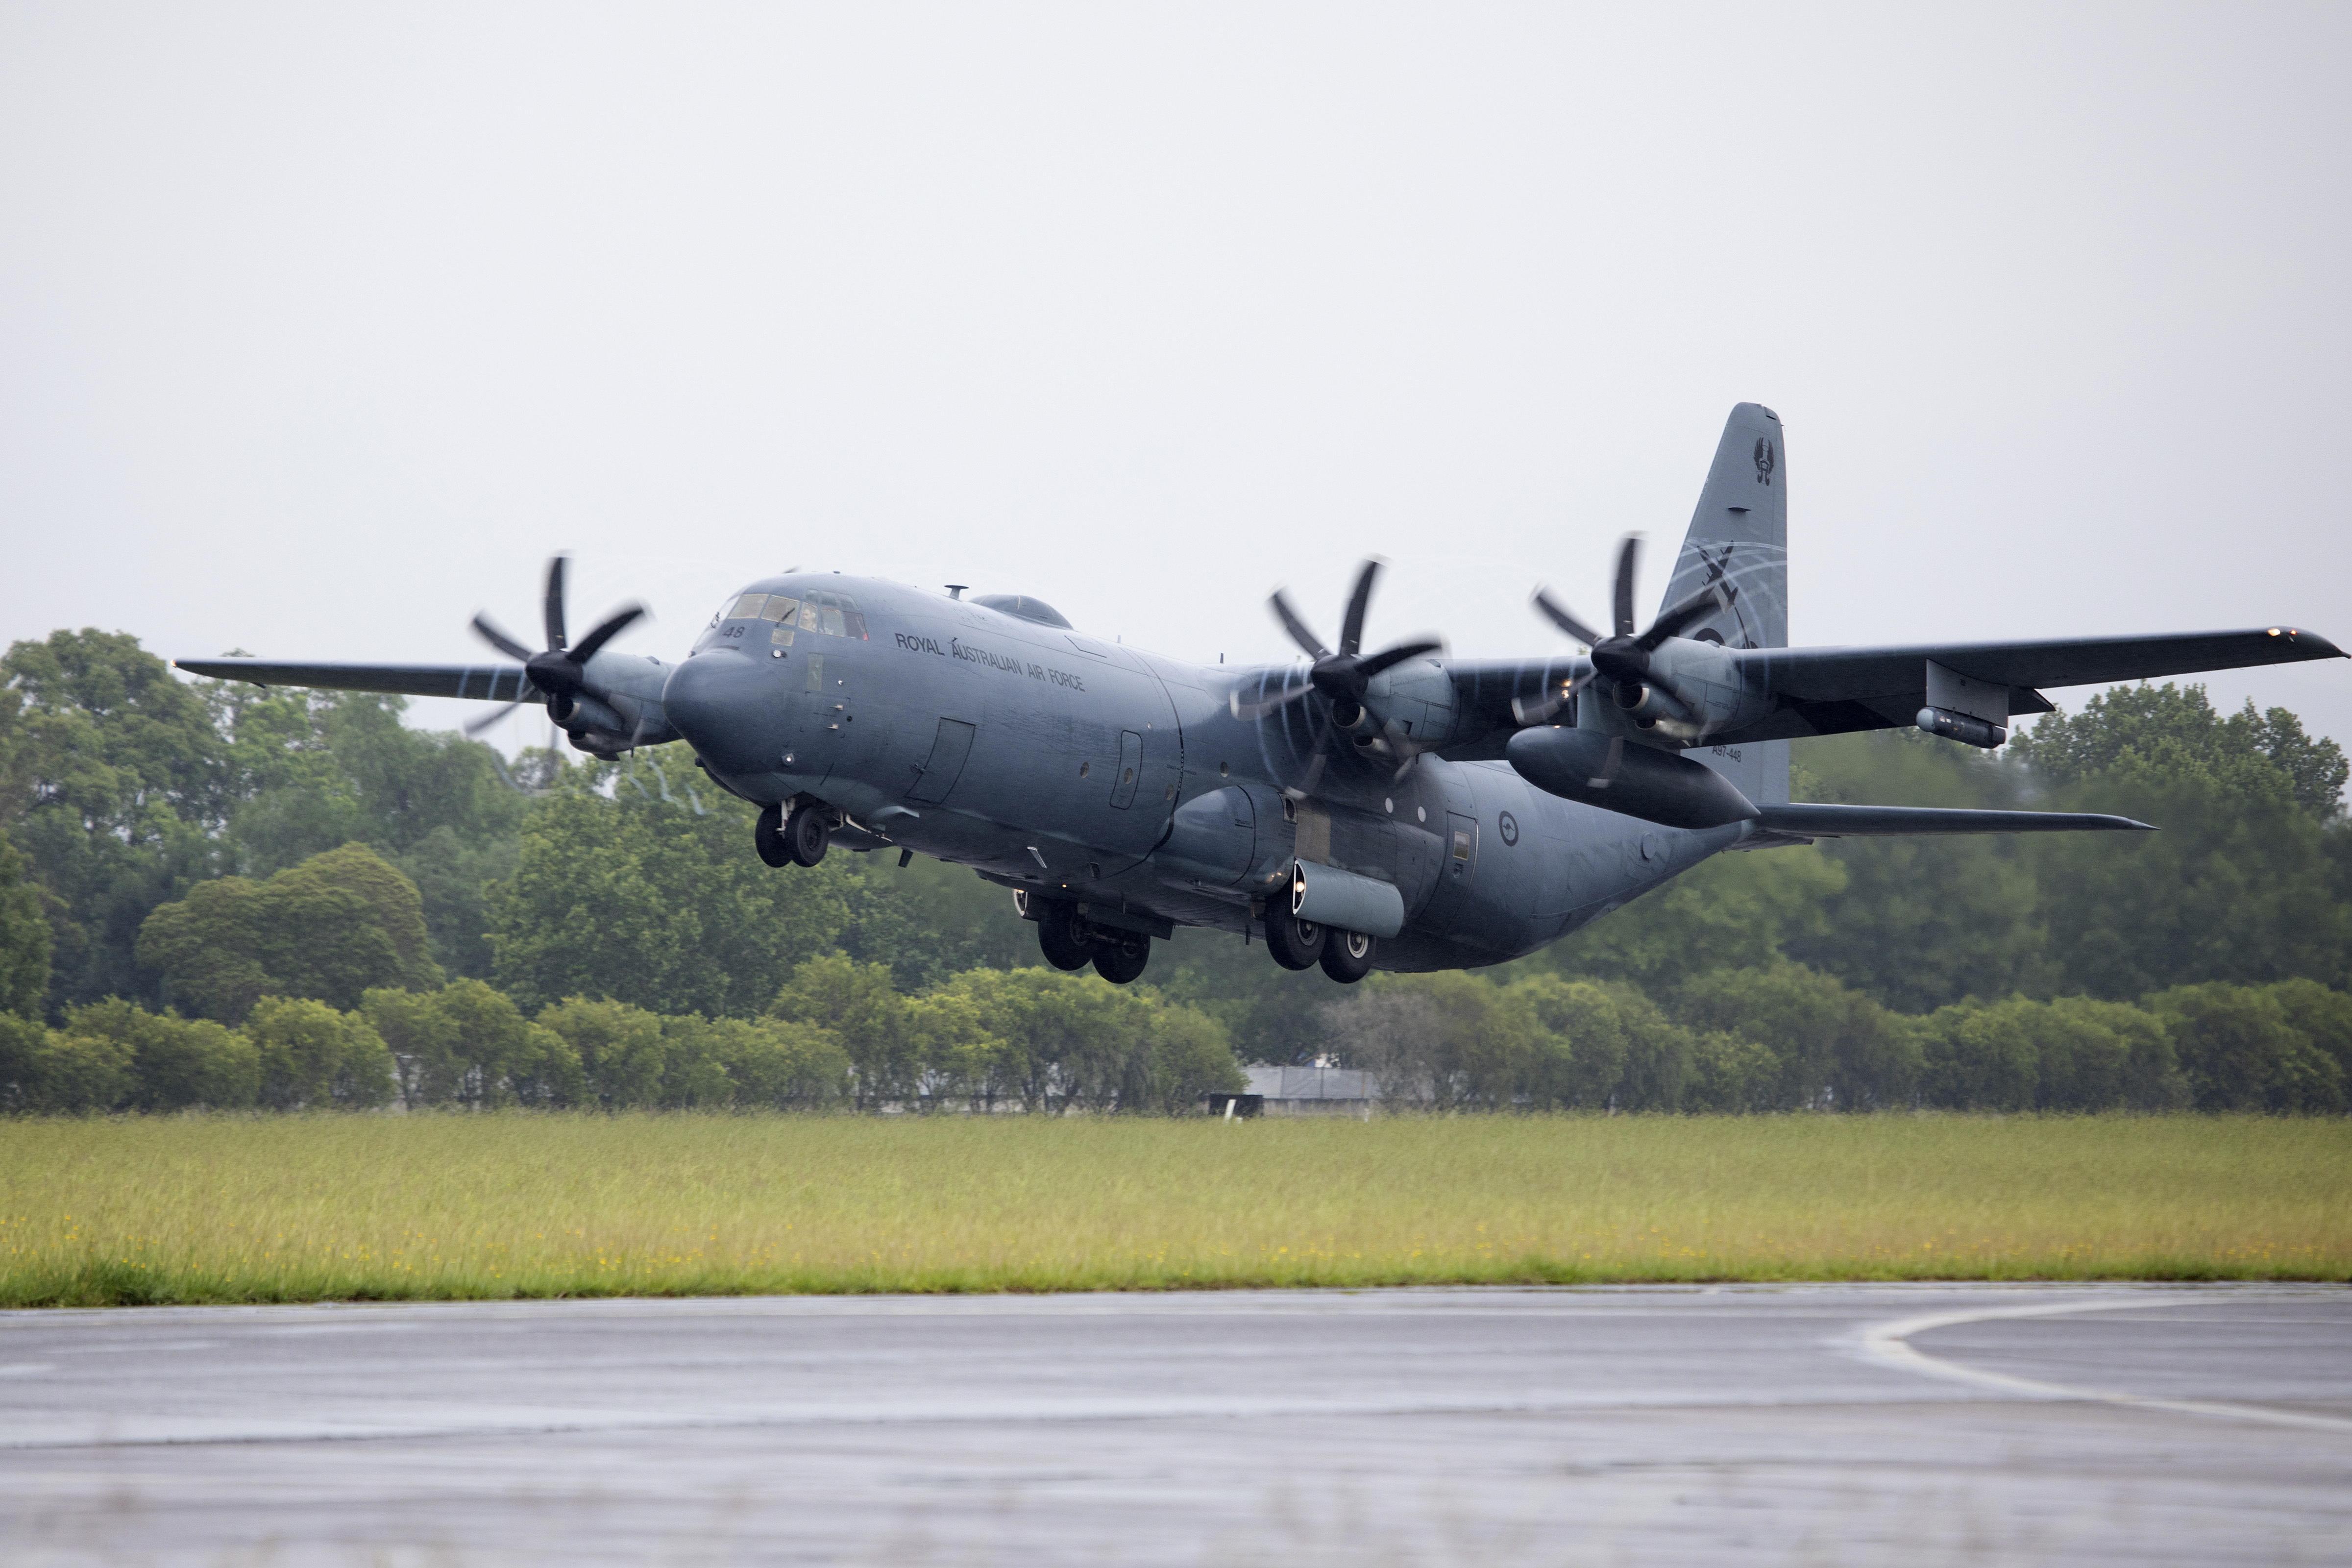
[1016,890,1157,985]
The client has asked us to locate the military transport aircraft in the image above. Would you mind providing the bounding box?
[180,404,2343,985]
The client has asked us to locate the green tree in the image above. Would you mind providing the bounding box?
[770,953,914,1109]
[1532,843,1848,994]
[244,996,395,1109]
[3,630,230,1011]
[1133,1002,1245,1113]
[490,766,854,1017]
[1674,965,1915,1110]
[365,980,581,1108]
[0,837,50,1018]
[1681,1030,1780,1112]
[2023,777,2350,998]
[705,1015,853,1109]
[537,996,668,1108]
[136,843,441,1022]
[2148,982,2345,1113]
[0,1011,134,1112]
[1502,974,1628,1109]
[62,998,258,1110]
[2012,683,2347,819]
[207,686,528,978]
[1783,730,2050,1011]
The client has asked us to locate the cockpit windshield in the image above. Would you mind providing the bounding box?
[705,589,869,647]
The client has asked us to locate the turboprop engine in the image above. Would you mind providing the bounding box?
[1505,726,1760,830]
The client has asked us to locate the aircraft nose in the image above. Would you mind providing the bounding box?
[661,651,788,775]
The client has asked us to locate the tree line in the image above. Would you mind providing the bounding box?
[1320,967,2352,1114]
[0,952,1245,1116]
[2,625,2348,1115]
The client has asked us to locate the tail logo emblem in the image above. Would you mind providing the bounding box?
[1753,438,1776,485]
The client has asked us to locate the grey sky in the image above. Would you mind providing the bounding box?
[4,3,2346,755]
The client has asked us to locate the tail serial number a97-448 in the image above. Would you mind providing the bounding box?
[180,404,2344,987]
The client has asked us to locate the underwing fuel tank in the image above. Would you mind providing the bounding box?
[1505,725,1761,830]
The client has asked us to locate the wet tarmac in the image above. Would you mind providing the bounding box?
[2,1283,2347,1565]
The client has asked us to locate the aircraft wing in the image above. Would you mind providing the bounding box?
[1715,626,2343,743]
[172,658,543,704]
[1755,804,2153,837]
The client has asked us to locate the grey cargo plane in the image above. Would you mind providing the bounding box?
[181,405,2343,985]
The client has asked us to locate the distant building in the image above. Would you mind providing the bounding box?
[1207,1063,1376,1119]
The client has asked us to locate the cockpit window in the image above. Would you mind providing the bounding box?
[709,588,869,643]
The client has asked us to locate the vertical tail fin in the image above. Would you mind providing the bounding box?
[1668,403,1789,805]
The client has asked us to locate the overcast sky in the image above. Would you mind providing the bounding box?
[3,2,2346,756]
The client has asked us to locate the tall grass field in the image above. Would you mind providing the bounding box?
[3,1114,2346,1305]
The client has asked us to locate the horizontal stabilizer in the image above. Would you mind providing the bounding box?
[174,659,540,703]
[1755,804,2153,837]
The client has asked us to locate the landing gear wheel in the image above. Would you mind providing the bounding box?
[1263,910,1325,971]
[754,804,791,868]
[1036,901,1092,971]
[1092,933,1151,985]
[784,803,831,867]
[1319,930,1376,983]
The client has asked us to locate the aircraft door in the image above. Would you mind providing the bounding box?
[1110,731,1144,809]
[906,718,978,805]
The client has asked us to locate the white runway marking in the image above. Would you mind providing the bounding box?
[1855,1291,2352,1435]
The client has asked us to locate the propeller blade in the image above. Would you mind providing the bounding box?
[1298,749,1327,796]
[1352,639,1443,681]
[470,612,535,662]
[1588,735,1626,789]
[1230,680,1315,721]
[1510,666,1600,726]
[1268,589,1329,661]
[543,555,569,652]
[1612,536,1640,639]
[1635,584,1731,653]
[1381,718,1424,781]
[1531,589,1604,649]
[1338,559,1381,658]
[569,603,647,663]
[463,699,524,736]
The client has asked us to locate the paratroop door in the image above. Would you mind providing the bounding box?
[907,719,977,804]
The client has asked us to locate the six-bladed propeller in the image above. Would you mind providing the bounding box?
[1514,535,1727,725]
[1232,560,1442,724]
[464,555,647,737]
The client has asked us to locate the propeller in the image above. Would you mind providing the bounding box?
[464,555,647,736]
[1514,536,1728,725]
[1231,559,1445,780]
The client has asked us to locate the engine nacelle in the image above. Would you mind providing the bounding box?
[1505,726,1761,830]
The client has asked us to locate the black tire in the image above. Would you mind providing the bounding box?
[1263,909,1324,971]
[1092,933,1151,984]
[1036,901,1092,971]
[754,804,791,868]
[784,803,830,867]
[1319,929,1376,983]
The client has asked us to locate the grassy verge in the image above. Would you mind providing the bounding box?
[2,1112,2346,1306]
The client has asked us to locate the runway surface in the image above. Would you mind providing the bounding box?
[2,1284,2347,1565]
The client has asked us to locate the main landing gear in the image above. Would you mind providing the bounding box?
[755,802,831,868]
[1263,907,1376,984]
[1029,896,1153,985]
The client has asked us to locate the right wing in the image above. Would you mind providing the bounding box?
[173,659,543,703]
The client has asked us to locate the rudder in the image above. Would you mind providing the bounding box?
[1666,402,1789,805]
